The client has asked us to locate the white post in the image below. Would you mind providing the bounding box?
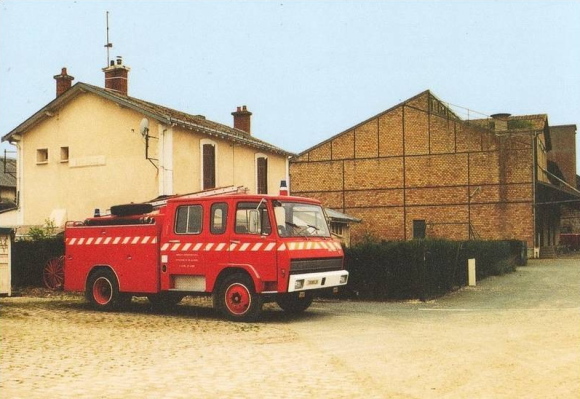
[468,258,476,286]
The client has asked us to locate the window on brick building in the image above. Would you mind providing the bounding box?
[413,220,426,239]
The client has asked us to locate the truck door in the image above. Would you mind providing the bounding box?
[160,202,226,293]
[229,200,278,292]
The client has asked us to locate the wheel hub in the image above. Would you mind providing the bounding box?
[225,284,250,315]
[93,277,113,305]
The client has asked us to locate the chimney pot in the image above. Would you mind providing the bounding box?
[231,105,253,135]
[102,56,130,95]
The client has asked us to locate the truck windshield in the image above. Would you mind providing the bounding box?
[273,201,331,238]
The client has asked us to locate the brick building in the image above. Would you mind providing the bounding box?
[547,124,580,234]
[290,90,580,257]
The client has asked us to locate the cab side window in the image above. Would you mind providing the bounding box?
[175,205,203,234]
[235,202,271,235]
[210,202,228,235]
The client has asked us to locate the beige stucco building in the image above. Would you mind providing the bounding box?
[2,61,292,228]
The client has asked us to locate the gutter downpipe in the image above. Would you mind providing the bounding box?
[9,139,24,225]
[286,156,290,195]
[532,132,537,258]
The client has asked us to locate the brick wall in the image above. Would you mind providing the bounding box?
[561,205,580,233]
[290,90,537,247]
[548,125,577,186]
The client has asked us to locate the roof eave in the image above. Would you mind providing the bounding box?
[170,117,293,156]
[295,89,436,157]
[2,82,294,157]
[1,85,85,143]
[81,84,294,156]
[79,84,171,125]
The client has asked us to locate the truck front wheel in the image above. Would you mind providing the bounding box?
[276,292,314,314]
[215,273,263,322]
[86,269,124,311]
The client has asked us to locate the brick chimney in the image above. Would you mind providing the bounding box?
[53,67,74,97]
[102,56,130,95]
[491,113,511,131]
[232,105,252,134]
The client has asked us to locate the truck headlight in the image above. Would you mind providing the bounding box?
[340,275,348,284]
[294,279,304,290]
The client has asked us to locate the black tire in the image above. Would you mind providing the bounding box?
[86,269,123,311]
[110,203,153,217]
[214,273,263,322]
[276,292,314,314]
[147,293,185,309]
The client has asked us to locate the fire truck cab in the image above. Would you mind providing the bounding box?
[64,193,348,321]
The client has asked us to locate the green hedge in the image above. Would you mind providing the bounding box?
[11,236,65,287]
[11,234,524,299]
[344,239,524,301]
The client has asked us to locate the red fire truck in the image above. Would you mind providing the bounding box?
[64,191,348,321]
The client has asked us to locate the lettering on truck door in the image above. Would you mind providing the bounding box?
[160,202,220,292]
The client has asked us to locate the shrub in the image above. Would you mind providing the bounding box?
[27,218,58,241]
[344,239,521,301]
[12,235,65,287]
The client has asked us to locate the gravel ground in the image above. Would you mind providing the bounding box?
[1,256,579,398]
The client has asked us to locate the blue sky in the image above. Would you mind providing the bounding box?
[1,0,579,164]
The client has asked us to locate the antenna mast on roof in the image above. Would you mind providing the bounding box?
[104,11,113,66]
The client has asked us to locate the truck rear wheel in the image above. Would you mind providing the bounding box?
[215,273,263,322]
[86,269,123,311]
[276,292,314,314]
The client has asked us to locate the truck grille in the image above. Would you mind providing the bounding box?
[289,258,343,275]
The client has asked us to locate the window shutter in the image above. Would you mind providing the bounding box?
[257,157,268,194]
[203,144,216,189]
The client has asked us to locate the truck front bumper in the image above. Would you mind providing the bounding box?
[287,270,349,292]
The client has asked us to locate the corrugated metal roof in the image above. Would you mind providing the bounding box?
[325,208,362,223]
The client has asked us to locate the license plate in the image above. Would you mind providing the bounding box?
[307,279,319,285]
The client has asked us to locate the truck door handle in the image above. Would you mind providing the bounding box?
[168,240,180,243]
[230,240,240,245]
